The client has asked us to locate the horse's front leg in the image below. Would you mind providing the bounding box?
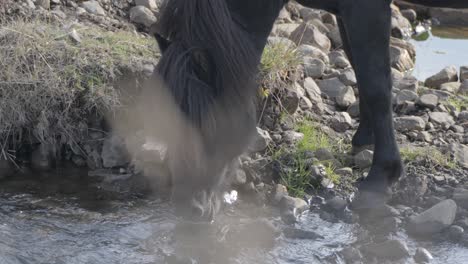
[338,0,404,208]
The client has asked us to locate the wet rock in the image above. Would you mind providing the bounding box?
[249,127,271,152]
[303,57,325,78]
[317,77,347,99]
[101,135,128,168]
[417,94,439,109]
[361,239,410,259]
[272,184,288,204]
[336,86,356,108]
[130,6,157,27]
[440,82,461,94]
[414,247,433,264]
[340,247,363,263]
[324,197,348,212]
[425,66,458,88]
[407,199,457,236]
[354,150,373,169]
[135,0,158,11]
[279,195,309,223]
[81,0,105,16]
[303,77,323,103]
[401,9,417,23]
[395,116,426,132]
[290,23,331,52]
[296,45,329,64]
[448,143,468,169]
[448,225,464,241]
[460,66,468,81]
[330,112,352,132]
[429,112,455,127]
[452,188,468,209]
[283,227,324,240]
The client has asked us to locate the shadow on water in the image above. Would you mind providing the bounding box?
[411,26,468,81]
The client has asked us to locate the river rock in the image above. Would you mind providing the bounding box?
[440,82,461,94]
[407,199,458,236]
[290,23,331,52]
[354,149,373,169]
[330,112,352,132]
[296,44,329,64]
[417,94,439,109]
[395,116,426,132]
[36,0,50,9]
[324,196,348,212]
[135,0,158,11]
[361,239,410,259]
[317,77,347,99]
[414,247,433,264]
[448,225,464,241]
[336,86,356,108]
[303,57,325,78]
[279,195,309,223]
[130,6,157,27]
[460,66,468,81]
[425,66,458,88]
[81,0,105,16]
[249,127,271,152]
[429,112,455,127]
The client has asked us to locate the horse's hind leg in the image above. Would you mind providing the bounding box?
[336,18,374,152]
[339,0,403,207]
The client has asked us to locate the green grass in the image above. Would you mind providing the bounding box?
[445,95,468,112]
[260,41,301,90]
[296,122,332,153]
[400,146,458,169]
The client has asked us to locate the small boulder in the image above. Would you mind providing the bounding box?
[130,6,157,27]
[354,150,373,169]
[425,66,458,88]
[407,199,457,236]
[417,94,439,109]
[81,0,105,16]
[394,116,426,132]
[361,239,410,259]
[414,247,433,264]
[330,112,352,132]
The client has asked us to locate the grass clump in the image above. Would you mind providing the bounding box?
[260,41,301,90]
[0,19,157,153]
[400,146,457,169]
[445,95,468,112]
[296,122,332,153]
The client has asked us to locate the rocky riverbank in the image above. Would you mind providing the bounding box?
[1,1,468,263]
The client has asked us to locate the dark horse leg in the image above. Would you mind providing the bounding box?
[339,0,404,206]
[336,18,374,151]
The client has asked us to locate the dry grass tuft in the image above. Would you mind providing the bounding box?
[0,18,157,156]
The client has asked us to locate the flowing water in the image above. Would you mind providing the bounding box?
[1,170,468,264]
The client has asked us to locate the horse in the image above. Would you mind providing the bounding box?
[150,0,468,221]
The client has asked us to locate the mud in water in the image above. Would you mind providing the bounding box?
[1,171,468,264]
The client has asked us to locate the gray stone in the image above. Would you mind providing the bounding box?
[303,77,323,103]
[315,148,335,161]
[68,29,82,43]
[407,199,457,236]
[249,127,272,152]
[273,23,300,38]
[330,112,352,132]
[299,96,313,110]
[460,66,468,81]
[417,94,439,109]
[338,68,357,86]
[396,89,419,105]
[36,0,50,9]
[460,80,468,94]
[448,225,464,241]
[283,131,304,144]
[354,150,373,169]
[299,8,321,21]
[81,1,105,16]
[361,239,410,259]
[279,195,309,223]
[101,135,128,168]
[347,101,360,118]
[401,9,417,23]
[273,184,288,204]
[340,247,363,263]
[267,37,296,49]
[303,57,325,78]
[414,248,433,264]
[135,0,158,11]
[395,116,426,132]
[390,45,414,72]
[296,45,329,64]
[336,167,353,177]
[326,27,342,48]
[440,82,461,94]
[416,131,432,142]
[429,112,455,127]
[325,197,348,212]
[329,50,350,69]
[394,75,419,92]
[425,66,458,88]
[283,86,300,114]
[336,86,356,108]
[317,77,347,99]
[290,23,331,52]
[130,6,157,27]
